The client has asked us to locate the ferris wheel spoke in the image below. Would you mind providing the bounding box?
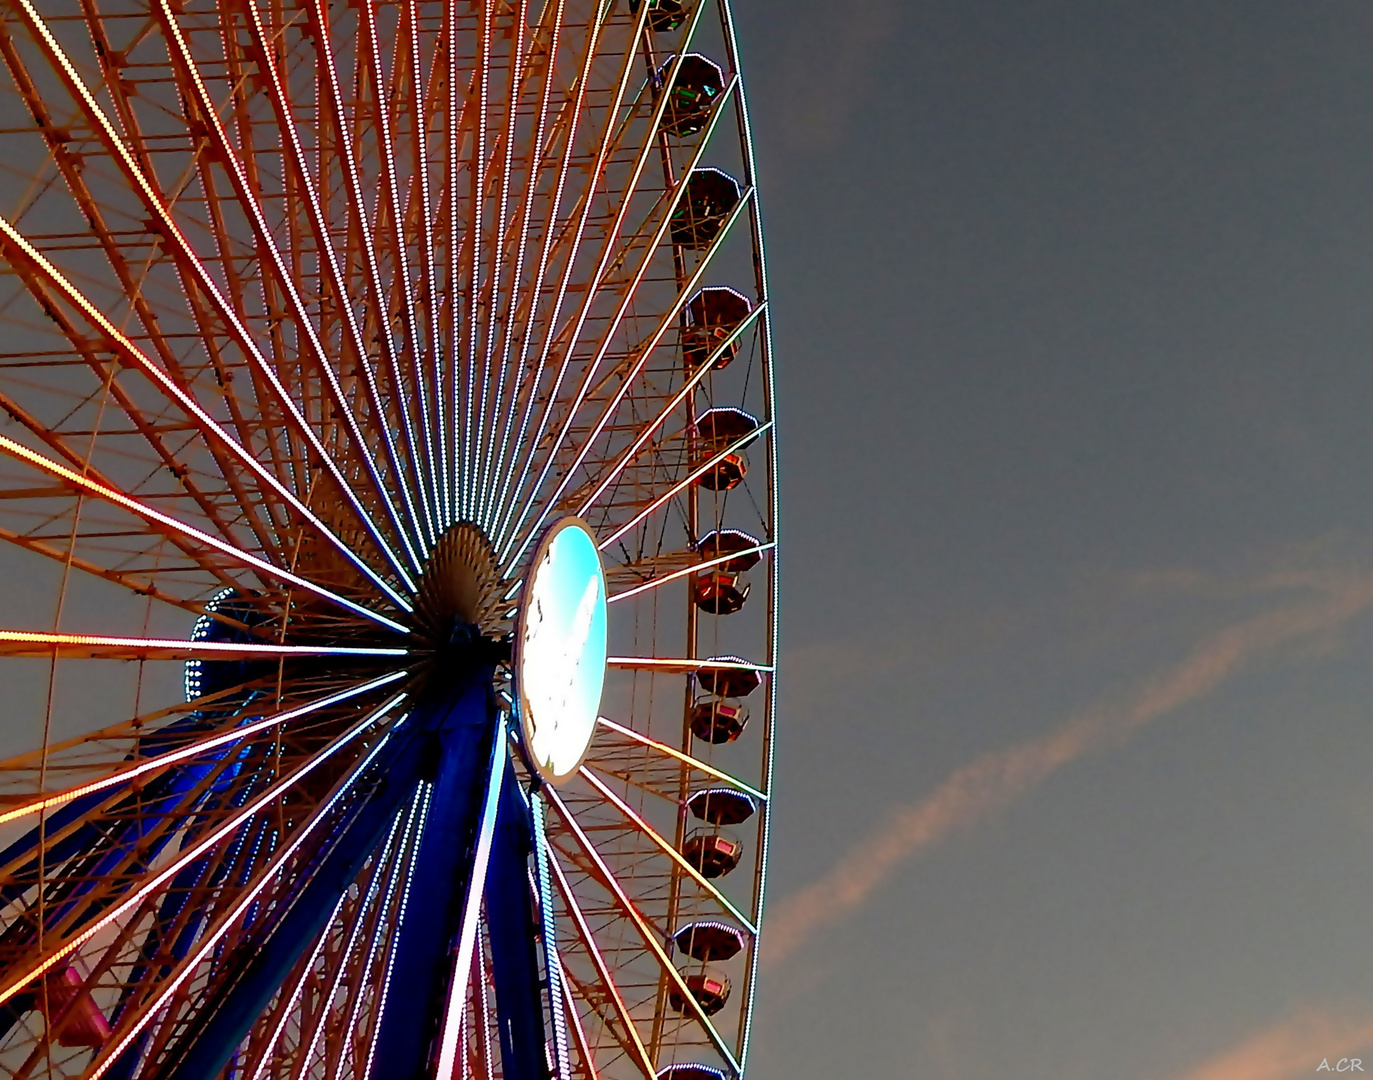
[607,656,771,675]
[578,766,756,935]
[0,671,409,832]
[544,841,656,1080]
[559,949,603,1080]
[500,64,738,539]
[0,690,410,1016]
[7,0,422,601]
[358,0,444,546]
[0,393,269,609]
[225,0,432,573]
[239,888,350,1080]
[0,214,427,614]
[295,0,440,553]
[483,0,594,536]
[606,542,773,605]
[398,0,451,526]
[486,0,640,541]
[592,421,771,555]
[0,428,411,633]
[0,631,406,662]
[486,39,727,546]
[0,39,287,564]
[498,184,755,572]
[441,0,477,520]
[428,719,507,1080]
[153,0,427,586]
[463,0,500,527]
[471,0,534,529]
[0,738,244,919]
[499,221,754,572]
[543,785,742,1077]
[76,693,412,1079]
[476,0,567,529]
[0,672,400,900]
[591,718,767,803]
[576,305,767,530]
[280,819,401,1080]
[336,784,430,1079]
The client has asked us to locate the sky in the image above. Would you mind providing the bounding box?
[732,3,1373,1078]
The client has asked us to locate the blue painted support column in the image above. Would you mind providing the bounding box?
[485,759,550,1080]
[483,762,546,1080]
[369,674,499,1079]
[159,714,430,1080]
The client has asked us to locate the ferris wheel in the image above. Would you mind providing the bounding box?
[0,0,777,1076]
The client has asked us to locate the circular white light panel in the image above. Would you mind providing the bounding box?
[516,517,608,784]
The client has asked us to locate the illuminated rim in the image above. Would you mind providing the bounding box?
[515,516,608,784]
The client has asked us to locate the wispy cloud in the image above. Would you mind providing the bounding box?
[1164,1005,1373,1080]
[763,572,1373,968]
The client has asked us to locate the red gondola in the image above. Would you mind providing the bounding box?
[669,971,732,1016]
[689,696,749,743]
[682,287,752,370]
[683,830,744,878]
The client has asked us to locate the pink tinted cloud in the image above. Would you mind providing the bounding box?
[763,574,1373,968]
[1165,1006,1373,1080]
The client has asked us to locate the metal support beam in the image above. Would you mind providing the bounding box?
[160,716,430,1080]
[369,671,500,1079]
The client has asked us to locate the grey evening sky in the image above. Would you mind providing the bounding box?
[737,3,1373,1078]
